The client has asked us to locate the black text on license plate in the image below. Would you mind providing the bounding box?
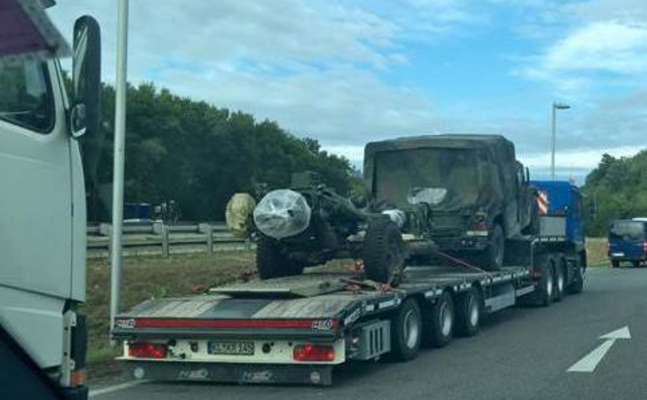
[208,341,254,356]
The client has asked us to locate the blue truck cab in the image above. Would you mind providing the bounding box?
[608,218,647,268]
[530,180,585,248]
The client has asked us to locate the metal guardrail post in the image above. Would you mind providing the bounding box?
[206,224,214,254]
[161,224,170,257]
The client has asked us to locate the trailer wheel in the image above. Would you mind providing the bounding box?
[387,298,422,361]
[533,256,554,307]
[423,291,454,347]
[632,261,641,268]
[477,224,504,271]
[256,235,303,279]
[553,256,566,302]
[611,260,620,268]
[455,287,482,337]
[363,217,406,284]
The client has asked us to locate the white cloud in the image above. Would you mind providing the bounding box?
[536,21,647,75]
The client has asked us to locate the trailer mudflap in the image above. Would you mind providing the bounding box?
[125,361,333,386]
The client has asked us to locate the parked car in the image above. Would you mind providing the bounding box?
[608,218,647,268]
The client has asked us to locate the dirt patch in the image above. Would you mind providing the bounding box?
[86,251,255,382]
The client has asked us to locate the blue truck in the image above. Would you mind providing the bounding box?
[608,218,647,268]
[111,177,587,386]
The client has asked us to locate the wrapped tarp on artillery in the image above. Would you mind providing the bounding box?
[253,189,312,240]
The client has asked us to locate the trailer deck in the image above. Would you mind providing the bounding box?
[112,263,537,385]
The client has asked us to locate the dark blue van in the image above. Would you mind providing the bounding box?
[608,218,647,268]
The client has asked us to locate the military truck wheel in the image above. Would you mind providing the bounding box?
[478,224,504,271]
[256,235,303,279]
[363,218,406,283]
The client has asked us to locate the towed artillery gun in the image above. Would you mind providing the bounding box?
[252,172,437,283]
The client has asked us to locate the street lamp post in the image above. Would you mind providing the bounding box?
[551,102,571,180]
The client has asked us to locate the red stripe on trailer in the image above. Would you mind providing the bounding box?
[537,191,549,215]
[132,318,338,331]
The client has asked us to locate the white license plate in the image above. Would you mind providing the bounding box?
[612,252,624,257]
[208,341,254,356]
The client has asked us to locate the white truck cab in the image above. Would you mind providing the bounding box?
[0,10,101,399]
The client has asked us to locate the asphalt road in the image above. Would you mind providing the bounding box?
[92,266,647,400]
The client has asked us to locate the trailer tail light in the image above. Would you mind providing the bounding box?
[128,343,167,359]
[293,344,335,362]
[70,369,86,387]
[643,241,647,253]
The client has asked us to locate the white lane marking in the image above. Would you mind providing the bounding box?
[89,380,150,397]
[567,326,631,373]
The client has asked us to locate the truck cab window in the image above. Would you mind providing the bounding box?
[0,60,55,133]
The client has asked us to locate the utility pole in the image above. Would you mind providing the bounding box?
[110,0,129,342]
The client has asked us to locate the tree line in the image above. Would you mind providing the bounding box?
[84,82,356,221]
[582,151,647,236]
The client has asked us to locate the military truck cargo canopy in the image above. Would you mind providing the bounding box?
[364,134,517,210]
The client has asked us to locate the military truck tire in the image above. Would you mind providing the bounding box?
[478,223,504,271]
[256,235,303,279]
[363,218,406,283]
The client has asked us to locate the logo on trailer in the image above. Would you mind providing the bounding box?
[311,319,335,330]
[537,190,549,215]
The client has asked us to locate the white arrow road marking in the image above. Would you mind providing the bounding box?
[567,326,631,373]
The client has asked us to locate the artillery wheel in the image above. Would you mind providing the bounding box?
[256,235,303,279]
[363,217,406,284]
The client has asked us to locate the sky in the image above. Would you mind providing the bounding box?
[48,0,647,184]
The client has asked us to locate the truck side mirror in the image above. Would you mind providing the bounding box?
[71,16,101,138]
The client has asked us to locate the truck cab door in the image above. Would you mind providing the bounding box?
[0,59,74,367]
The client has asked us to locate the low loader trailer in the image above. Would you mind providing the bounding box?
[112,236,585,386]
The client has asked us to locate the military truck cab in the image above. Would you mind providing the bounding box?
[364,134,538,270]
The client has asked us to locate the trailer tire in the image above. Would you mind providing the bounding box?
[455,287,482,337]
[256,235,303,279]
[553,256,566,302]
[423,291,454,348]
[363,218,406,284]
[477,223,504,271]
[611,260,620,268]
[387,298,422,362]
[632,261,641,268]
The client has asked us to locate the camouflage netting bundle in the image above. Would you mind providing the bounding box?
[253,189,311,239]
[225,193,257,238]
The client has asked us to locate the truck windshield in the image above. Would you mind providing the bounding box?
[373,148,480,208]
[609,221,645,241]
